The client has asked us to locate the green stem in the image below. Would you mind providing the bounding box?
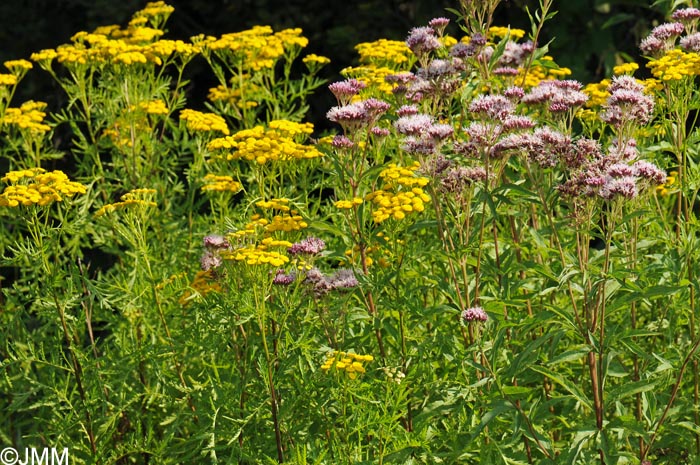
[255,282,284,463]
[641,331,700,461]
[55,289,98,456]
[519,0,554,88]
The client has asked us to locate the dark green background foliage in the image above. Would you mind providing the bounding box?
[0,0,670,119]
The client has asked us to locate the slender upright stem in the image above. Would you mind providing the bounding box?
[641,333,700,461]
[255,285,285,463]
[519,0,554,88]
[54,291,98,456]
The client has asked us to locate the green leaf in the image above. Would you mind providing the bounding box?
[549,346,590,365]
[506,329,558,378]
[606,378,659,406]
[677,421,700,435]
[501,385,533,396]
[564,428,597,465]
[638,284,687,298]
[530,365,592,410]
[470,400,513,440]
[601,13,635,29]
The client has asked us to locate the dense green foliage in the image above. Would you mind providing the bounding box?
[2,1,700,464]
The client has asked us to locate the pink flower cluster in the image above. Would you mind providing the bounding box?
[288,236,326,255]
[305,267,360,296]
[521,80,588,113]
[394,110,454,155]
[327,97,391,132]
[640,21,685,56]
[462,306,488,323]
[600,76,654,127]
[558,138,665,200]
[201,234,231,271]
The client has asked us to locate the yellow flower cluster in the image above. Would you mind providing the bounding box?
[341,65,398,95]
[517,57,572,88]
[30,4,197,70]
[4,59,33,76]
[302,54,331,70]
[265,213,309,232]
[229,200,308,237]
[137,99,168,115]
[267,119,314,138]
[641,78,663,93]
[0,168,86,207]
[30,49,58,67]
[95,188,157,216]
[204,26,308,71]
[229,215,270,238]
[255,198,308,232]
[366,188,430,222]
[207,121,321,164]
[334,197,363,209]
[0,74,18,86]
[646,49,700,81]
[201,174,242,193]
[656,170,678,196]
[583,77,661,109]
[365,163,431,223]
[488,26,526,40]
[222,198,308,268]
[55,33,195,66]
[1,60,32,90]
[256,198,292,211]
[275,28,309,49]
[180,109,229,135]
[1,101,51,133]
[583,79,611,107]
[223,237,292,267]
[110,26,164,44]
[613,62,639,75]
[338,37,414,97]
[320,351,374,379]
[440,35,458,48]
[355,39,412,67]
[378,162,430,188]
[132,1,175,21]
[208,79,261,109]
[4,59,32,70]
[179,270,223,305]
[146,39,198,60]
[228,222,255,240]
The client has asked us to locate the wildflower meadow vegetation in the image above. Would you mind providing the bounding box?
[3,0,700,463]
